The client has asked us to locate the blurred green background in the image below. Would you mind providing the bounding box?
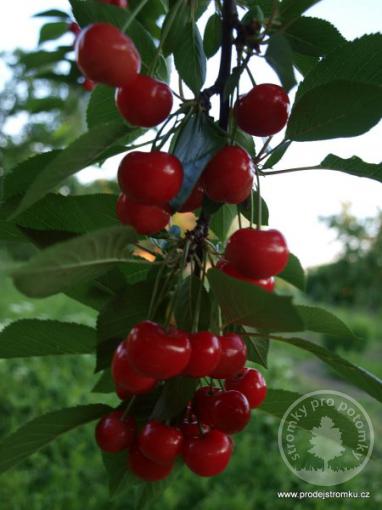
[1,4,381,509]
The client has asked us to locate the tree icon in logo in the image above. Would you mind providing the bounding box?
[308,416,345,471]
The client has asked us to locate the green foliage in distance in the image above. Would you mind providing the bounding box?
[0,0,381,506]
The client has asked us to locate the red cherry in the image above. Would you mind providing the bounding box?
[129,446,173,481]
[112,340,156,395]
[99,0,128,7]
[69,21,81,35]
[184,331,222,377]
[216,259,275,292]
[193,386,222,427]
[127,321,191,379]
[116,75,173,128]
[138,421,183,466]
[225,368,267,408]
[95,410,136,452]
[116,193,170,235]
[225,227,289,279]
[180,414,210,439]
[212,390,251,434]
[183,429,233,477]
[204,146,253,204]
[210,334,247,379]
[82,78,95,92]
[75,23,140,87]
[235,84,289,137]
[115,384,130,400]
[178,179,205,212]
[118,151,183,206]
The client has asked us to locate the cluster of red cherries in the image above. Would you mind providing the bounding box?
[95,320,267,480]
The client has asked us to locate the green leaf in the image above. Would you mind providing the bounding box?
[280,0,322,23]
[19,97,66,113]
[287,80,382,141]
[174,275,211,331]
[86,85,120,128]
[19,48,70,70]
[161,0,187,57]
[12,226,138,298]
[151,377,199,421]
[210,204,237,241]
[203,13,222,58]
[93,369,115,394]
[285,16,346,57]
[238,191,269,226]
[119,259,154,285]
[102,451,136,497]
[292,52,319,76]
[170,113,225,210]
[11,121,128,217]
[14,194,118,233]
[278,253,305,290]
[0,320,96,358]
[38,22,68,45]
[33,9,70,19]
[297,305,356,339]
[0,221,25,243]
[208,268,304,332]
[174,21,206,94]
[244,331,269,367]
[265,34,296,92]
[262,140,291,169]
[320,154,382,183]
[271,336,382,403]
[0,404,111,474]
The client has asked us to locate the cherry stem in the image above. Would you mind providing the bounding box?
[121,0,150,32]
[255,165,262,230]
[255,135,273,162]
[122,396,136,420]
[262,165,321,176]
[237,207,243,229]
[165,240,191,328]
[191,247,208,333]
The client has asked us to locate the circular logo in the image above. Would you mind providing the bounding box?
[278,390,374,486]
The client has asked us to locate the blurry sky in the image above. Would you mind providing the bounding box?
[0,0,381,268]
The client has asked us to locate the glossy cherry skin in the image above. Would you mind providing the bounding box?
[116,193,170,235]
[118,151,183,206]
[235,83,290,137]
[225,227,289,279]
[116,75,173,128]
[180,414,210,439]
[184,331,222,377]
[225,367,267,408]
[82,78,95,92]
[95,410,136,452]
[75,23,140,87]
[127,321,191,379]
[69,21,81,35]
[210,334,247,379]
[216,259,275,292]
[129,446,173,481]
[99,0,128,7]
[193,386,222,427]
[183,429,233,477]
[115,384,130,400]
[178,179,205,212]
[112,340,156,395]
[204,146,253,204]
[138,421,183,466]
[212,390,251,434]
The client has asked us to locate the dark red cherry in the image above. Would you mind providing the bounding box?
[180,414,210,439]
[69,21,81,35]
[225,227,289,279]
[178,179,205,212]
[75,23,140,87]
[138,421,183,466]
[115,384,130,400]
[118,151,183,205]
[129,446,173,481]
[112,340,156,395]
[225,367,267,408]
[212,390,251,434]
[82,78,95,91]
[127,321,191,379]
[99,0,128,7]
[116,193,170,234]
[95,410,136,452]
[193,386,222,427]
[116,75,173,128]
[216,259,275,292]
[210,334,247,379]
[183,429,233,477]
[184,331,222,377]
[204,146,253,204]
[235,83,290,137]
